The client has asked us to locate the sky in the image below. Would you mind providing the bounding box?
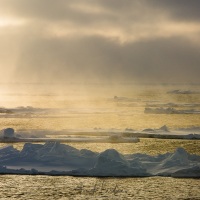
[0,0,200,83]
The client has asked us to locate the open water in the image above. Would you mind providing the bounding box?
[0,83,200,199]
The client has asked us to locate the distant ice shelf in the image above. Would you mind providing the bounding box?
[167,89,200,94]
[144,107,200,114]
[1,126,200,142]
[0,142,200,178]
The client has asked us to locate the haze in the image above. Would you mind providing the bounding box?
[0,0,200,84]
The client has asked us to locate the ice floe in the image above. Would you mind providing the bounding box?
[0,142,200,177]
[144,107,200,114]
[1,126,200,142]
[167,90,200,94]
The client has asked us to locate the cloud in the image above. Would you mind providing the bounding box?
[1,0,200,42]
[148,0,200,22]
[14,34,200,83]
[0,0,200,83]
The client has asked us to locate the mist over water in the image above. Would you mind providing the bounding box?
[1,1,200,199]
[0,82,200,200]
[0,82,199,131]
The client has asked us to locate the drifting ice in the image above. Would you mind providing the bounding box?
[0,142,200,177]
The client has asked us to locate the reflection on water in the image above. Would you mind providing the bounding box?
[0,84,200,131]
[0,84,200,199]
[0,140,200,199]
[71,139,200,155]
[1,138,200,155]
[0,175,199,200]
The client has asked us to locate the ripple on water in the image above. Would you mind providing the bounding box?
[0,176,200,200]
[1,138,200,155]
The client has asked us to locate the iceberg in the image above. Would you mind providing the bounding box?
[87,149,148,177]
[171,166,200,178]
[0,142,200,177]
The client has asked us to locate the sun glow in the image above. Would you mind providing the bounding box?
[0,18,25,27]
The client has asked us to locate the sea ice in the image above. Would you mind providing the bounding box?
[0,142,200,177]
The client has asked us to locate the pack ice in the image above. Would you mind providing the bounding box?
[0,142,199,177]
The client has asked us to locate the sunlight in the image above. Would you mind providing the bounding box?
[0,18,25,27]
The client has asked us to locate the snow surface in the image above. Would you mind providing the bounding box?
[0,142,200,177]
